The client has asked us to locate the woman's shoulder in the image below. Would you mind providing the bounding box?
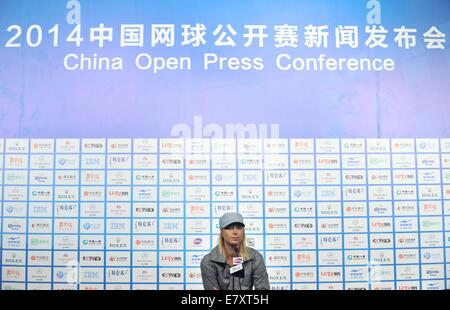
[247,247,264,258]
[201,246,224,264]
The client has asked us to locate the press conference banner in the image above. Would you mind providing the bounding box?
[0,0,449,290]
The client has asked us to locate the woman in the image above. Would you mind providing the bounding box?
[200,212,270,290]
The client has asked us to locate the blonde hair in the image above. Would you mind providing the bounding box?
[217,228,250,261]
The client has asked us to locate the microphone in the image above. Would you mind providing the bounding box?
[232,247,245,279]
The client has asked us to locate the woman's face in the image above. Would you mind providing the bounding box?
[221,223,244,248]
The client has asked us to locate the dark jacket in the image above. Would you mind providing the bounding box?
[200,246,270,290]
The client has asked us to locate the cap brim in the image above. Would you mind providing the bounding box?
[223,222,245,229]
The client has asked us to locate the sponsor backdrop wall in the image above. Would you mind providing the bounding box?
[0,1,450,290]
